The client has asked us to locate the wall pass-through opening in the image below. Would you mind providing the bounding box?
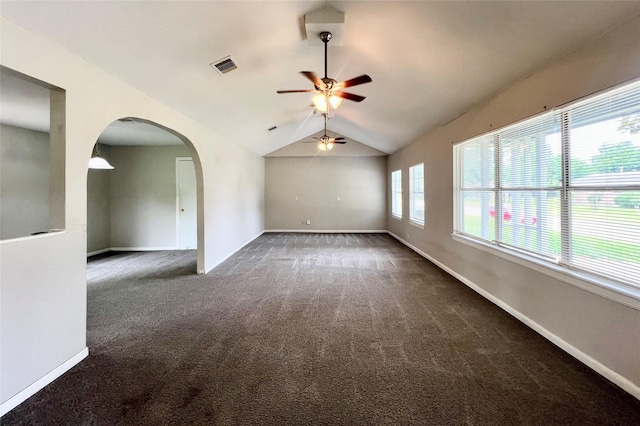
[0,66,65,240]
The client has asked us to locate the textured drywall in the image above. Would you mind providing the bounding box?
[0,124,50,239]
[265,156,386,231]
[109,145,190,249]
[86,145,111,254]
[0,17,264,410]
[387,16,640,393]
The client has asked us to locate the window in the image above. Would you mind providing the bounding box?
[454,80,640,291]
[409,163,424,226]
[391,169,402,219]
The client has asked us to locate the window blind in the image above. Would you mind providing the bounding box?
[455,80,640,290]
[498,113,561,259]
[564,83,640,286]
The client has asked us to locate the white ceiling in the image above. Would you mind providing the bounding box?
[266,126,386,157]
[0,70,184,146]
[98,120,184,146]
[2,1,640,156]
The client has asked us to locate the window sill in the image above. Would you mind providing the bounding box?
[409,220,424,229]
[451,233,640,311]
[391,214,402,221]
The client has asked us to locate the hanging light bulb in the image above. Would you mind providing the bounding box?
[313,94,328,111]
[327,142,334,150]
[89,143,115,169]
[318,142,327,151]
[313,93,343,112]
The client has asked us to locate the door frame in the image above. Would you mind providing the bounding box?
[175,156,196,250]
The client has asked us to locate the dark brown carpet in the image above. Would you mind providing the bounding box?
[3,233,640,425]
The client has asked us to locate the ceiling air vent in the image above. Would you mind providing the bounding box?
[210,56,239,76]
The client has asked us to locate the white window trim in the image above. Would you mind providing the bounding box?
[452,79,640,308]
[409,220,424,229]
[409,163,425,227]
[452,232,640,310]
[391,169,402,220]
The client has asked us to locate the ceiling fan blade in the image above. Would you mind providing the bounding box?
[277,89,316,94]
[338,74,372,88]
[334,91,366,102]
[333,137,346,141]
[300,71,323,89]
[333,141,347,144]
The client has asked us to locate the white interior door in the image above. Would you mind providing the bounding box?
[177,157,197,249]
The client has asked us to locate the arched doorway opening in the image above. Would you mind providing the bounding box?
[86,117,204,274]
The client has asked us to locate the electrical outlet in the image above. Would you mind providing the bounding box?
[306,220,311,225]
[406,232,410,239]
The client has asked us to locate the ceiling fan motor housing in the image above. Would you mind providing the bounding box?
[320,31,332,43]
[304,6,344,46]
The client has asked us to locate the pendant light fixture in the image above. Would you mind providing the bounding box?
[89,143,114,169]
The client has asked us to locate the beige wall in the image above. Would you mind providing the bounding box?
[0,17,264,411]
[86,145,111,254]
[388,16,640,396]
[265,156,386,231]
[87,145,193,253]
[0,124,50,239]
[109,145,190,249]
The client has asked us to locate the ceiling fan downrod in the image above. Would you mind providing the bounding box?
[320,31,332,80]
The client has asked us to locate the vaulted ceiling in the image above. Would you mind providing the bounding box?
[2,1,640,156]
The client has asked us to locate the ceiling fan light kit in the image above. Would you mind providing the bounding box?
[277,22,372,155]
[302,112,347,156]
[318,141,333,151]
[313,93,343,113]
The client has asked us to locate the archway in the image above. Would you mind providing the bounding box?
[86,117,205,273]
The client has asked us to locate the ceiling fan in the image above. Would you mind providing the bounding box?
[277,31,372,112]
[302,113,346,155]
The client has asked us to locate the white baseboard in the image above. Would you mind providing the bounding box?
[87,247,111,257]
[110,246,178,251]
[0,347,89,417]
[264,229,388,233]
[387,231,640,401]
